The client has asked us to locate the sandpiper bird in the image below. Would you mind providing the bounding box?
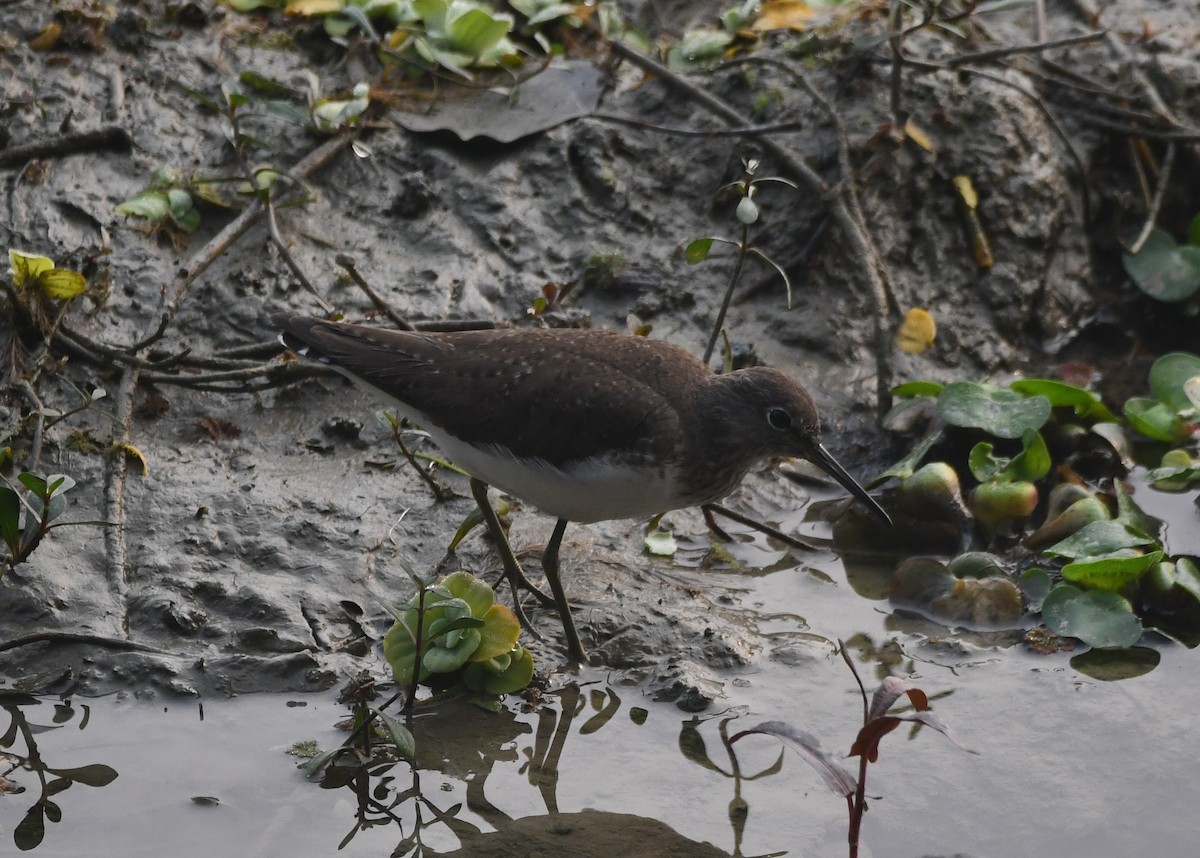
[274,315,890,662]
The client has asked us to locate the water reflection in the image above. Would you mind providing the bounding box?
[0,693,119,851]
[301,680,820,857]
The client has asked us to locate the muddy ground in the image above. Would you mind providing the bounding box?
[1,0,1198,702]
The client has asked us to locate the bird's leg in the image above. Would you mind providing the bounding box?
[469,479,555,611]
[702,503,817,552]
[542,518,587,663]
[701,504,735,542]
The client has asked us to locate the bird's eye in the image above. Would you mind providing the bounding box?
[767,407,791,430]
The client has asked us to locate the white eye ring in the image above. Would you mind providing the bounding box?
[767,407,791,430]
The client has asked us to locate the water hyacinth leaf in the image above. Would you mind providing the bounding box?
[891,380,944,398]
[674,28,734,63]
[1121,229,1200,302]
[488,644,534,693]
[1010,378,1118,422]
[1138,409,1191,456]
[422,627,480,673]
[1009,429,1051,482]
[1061,551,1163,591]
[116,191,171,222]
[729,721,857,797]
[1145,449,1200,490]
[471,604,520,662]
[1070,646,1161,681]
[1043,520,1156,560]
[967,441,1005,483]
[938,382,1051,438]
[1149,352,1200,416]
[1176,558,1200,602]
[1041,585,1142,648]
[1020,567,1054,612]
[447,7,512,58]
[441,569,494,618]
[524,3,576,26]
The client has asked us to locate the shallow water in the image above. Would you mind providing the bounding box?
[3,496,1198,858]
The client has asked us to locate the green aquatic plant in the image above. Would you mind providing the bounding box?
[383,570,534,711]
[882,364,1200,652]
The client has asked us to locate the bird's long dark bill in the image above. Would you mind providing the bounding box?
[810,444,892,525]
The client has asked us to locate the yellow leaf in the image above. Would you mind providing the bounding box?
[904,119,936,155]
[9,250,55,288]
[286,0,342,14]
[38,268,87,300]
[952,175,994,269]
[952,174,978,210]
[896,308,937,355]
[117,443,150,476]
[752,0,814,32]
[29,22,62,51]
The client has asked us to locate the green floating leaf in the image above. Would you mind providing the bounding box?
[1149,352,1200,416]
[968,430,1047,484]
[938,381,1051,439]
[116,190,171,221]
[1062,550,1163,591]
[1070,646,1161,681]
[1122,229,1200,303]
[1043,520,1157,560]
[1020,567,1054,612]
[1010,378,1118,422]
[471,604,521,662]
[1124,397,1181,442]
[891,380,944,398]
[1041,584,1143,649]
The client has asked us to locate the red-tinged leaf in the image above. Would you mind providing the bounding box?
[868,676,929,722]
[730,720,857,797]
[850,716,903,762]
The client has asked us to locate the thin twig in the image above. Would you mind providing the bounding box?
[103,367,137,615]
[266,192,331,311]
[0,631,167,654]
[702,225,750,366]
[1126,142,1175,254]
[942,30,1106,67]
[590,112,805,137]
[336,254,414,330]
[15,381,45,472]
[0,126,132,168]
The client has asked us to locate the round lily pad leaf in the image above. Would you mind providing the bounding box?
[1070,646,1161,681]
[937,382,1051,438]
[1041,584,1143,649]
[1061,551,1164,591]
[1122,229,1200,302]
